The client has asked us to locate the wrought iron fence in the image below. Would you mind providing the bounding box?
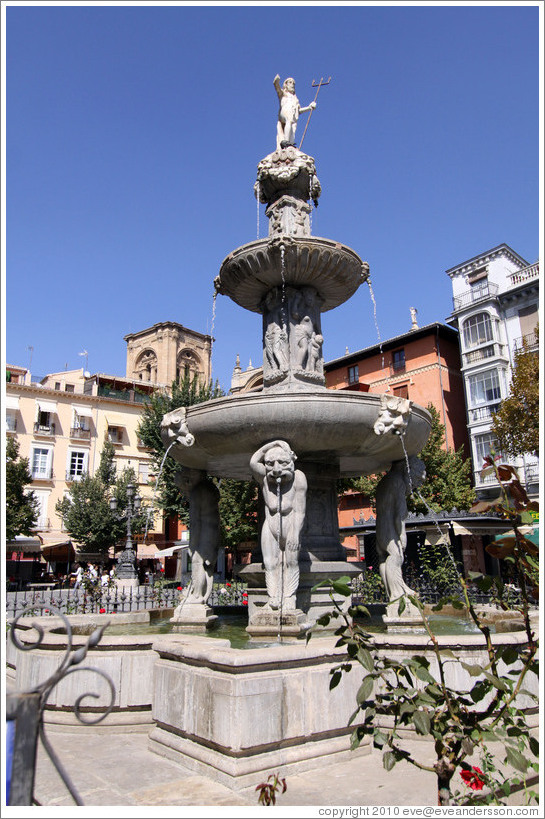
[5,581,250,619]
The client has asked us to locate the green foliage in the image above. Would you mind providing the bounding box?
[312,460,539,806]
[96,440,117,486]
[137,374,223,520]
[417,536,462,595]
[412,404,475,514]
[6,437,39,540]
[491,331,539,458]
[338,405,475,516]
[351,566,387,602]
[218,478,259,552]
[55,448,151,556]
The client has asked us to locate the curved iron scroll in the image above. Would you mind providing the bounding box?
[7,605,115,806]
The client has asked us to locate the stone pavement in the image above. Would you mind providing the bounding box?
[33,728,537,810]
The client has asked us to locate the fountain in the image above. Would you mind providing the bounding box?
[160,75,432,638]
[11,77,536,793]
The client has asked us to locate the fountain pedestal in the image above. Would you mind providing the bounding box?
[170,602,218,631]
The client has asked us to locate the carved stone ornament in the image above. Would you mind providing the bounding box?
[373,394,412,436]
[254,146,321,207]
[160,407,195,449]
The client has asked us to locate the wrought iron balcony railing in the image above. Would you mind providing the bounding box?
[69,426,91,440]
[31,467,53,480]
[468,403,500,424]
[452,282,499,312]
[33,422,56,436]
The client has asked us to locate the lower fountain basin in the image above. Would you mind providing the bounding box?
[168,389,432,479]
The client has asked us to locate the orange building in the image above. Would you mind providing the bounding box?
[324,322,470,561]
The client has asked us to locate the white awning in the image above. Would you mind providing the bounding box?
[73,405,93,418]
[105,414,127,427]
[157,544,187,558]
[37,400,58,413]
[5,395,19,410]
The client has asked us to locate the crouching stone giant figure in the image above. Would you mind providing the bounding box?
[250,440,307,612]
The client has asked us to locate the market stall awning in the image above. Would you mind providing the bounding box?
[8,537,43,554]
[41,541,75,560]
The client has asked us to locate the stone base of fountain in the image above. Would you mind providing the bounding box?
[114,577,139,592]
[246,607,309,640]
[239,560,365,638]
[170,602,218,631]
[382,599,426,633]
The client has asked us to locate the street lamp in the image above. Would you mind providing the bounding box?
[110,483,142,583]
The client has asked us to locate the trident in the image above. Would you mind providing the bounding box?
[299,76,331,151]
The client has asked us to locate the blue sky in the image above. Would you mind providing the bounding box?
[4,1,541,393]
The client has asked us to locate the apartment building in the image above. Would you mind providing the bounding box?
[445,244,539,500]
[6,367,162,561]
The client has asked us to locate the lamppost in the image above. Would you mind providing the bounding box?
[110,483,142,585]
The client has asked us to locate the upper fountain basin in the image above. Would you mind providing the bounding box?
[165,390,431,480]
[216,237,369,313]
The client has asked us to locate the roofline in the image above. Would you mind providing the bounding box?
[123,321,212,343]
[445,244,529,277]
[324,322,459,370]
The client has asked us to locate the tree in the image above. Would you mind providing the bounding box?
[137,374,224,521]
[219,478,259,553]
[492,332,539,459]
[6,437,39,540]
[413,403,475,514]
[55,446,151,558]
[339,404,475,515]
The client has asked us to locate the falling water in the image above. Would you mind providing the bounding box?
[308,174,314,233]
[256,180,261,239]
[277,477,284,642]
[209,291,218,378]
[142,441,176,545]
[366,278,385,370]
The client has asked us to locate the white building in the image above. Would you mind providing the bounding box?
[445,244,539,500]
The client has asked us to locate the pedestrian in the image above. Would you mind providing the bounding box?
[72,563,84,589]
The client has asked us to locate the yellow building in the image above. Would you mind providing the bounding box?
[6,365,163,564]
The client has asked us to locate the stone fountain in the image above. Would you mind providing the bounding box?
[161,76,432,638]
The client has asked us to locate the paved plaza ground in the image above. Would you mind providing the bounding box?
[34,728,538,810]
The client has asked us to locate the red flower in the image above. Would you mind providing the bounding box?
[242,591,248,596]
[99,608,106,614]
[242,600,248,606]
[226,582,231,587]
[160,567,164,572]
[460,767,484,791]
[177,586,183,591]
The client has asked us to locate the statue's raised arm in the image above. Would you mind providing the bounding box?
[273,74,316,151]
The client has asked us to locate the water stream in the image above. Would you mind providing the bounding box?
[366,278,385,370]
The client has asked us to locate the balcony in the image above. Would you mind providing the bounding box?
[509,262,539,287]
[32,467,54,481]
[66,471,85,482]
[70,426,91,441]
[33,422,56,437]
[513,331,539,353]
[468,403,500,424]
[463,343,505,367]
[474,469,499,488]
[524,462,540,485]
[453,282,499,312]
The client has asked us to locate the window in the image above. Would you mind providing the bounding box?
[393,384,409,399]
[32,489,50,529]
[474,432,502,469]
[31,447,52,479]
[54,382,61,390]
[348,364,359,384]
[392,349,406,373]
[138,461,150,484]
[37,410,52,429]
[65,384,75,393]
[107,425,123,444]
[6,411,17,432]
[74,413,90,431]
[67,450,87,481]
[462,313,494,348]
[468,369,501,406]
